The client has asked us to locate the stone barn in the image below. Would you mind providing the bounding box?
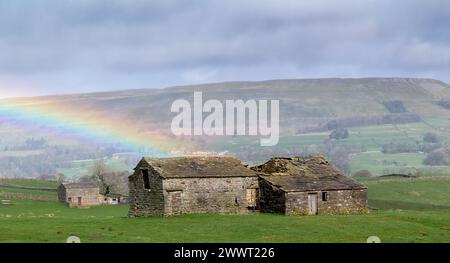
[253,156,368,215]
[128,156,259,217]
[57,183,102,207]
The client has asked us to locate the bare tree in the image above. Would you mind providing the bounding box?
[423,132,439,143]
[57,173,66,183]
[423,149,449,166]
[90,159,112,194]
[88,159,128,195]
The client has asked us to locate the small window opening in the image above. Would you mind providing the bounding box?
[322,192,328,201]
[142,169,151,189]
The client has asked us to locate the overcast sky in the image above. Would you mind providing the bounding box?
[0,0,449,97]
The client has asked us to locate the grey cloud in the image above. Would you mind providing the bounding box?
[0,0,448,96]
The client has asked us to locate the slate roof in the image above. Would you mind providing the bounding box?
[61,182,99,189]
[142,156,256,178]
[253,155,367,192]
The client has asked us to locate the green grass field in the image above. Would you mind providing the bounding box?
[1,177,450,243]
[366,178,450,210]
[0,187,56,196]
[0,179,57,200]
[0,178,58,188]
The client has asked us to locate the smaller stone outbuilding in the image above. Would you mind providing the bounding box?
[102,193,127,205]
[57,183,103,207]
[253,156,368,215]
[58,183,127,207]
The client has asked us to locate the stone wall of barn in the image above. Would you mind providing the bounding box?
[162,176,259,216]
[285,189,368,215]
[128,164,165,217]
[257,177,286,213]
[63,188,102,207]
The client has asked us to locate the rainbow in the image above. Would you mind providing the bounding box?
[0,97,191,157]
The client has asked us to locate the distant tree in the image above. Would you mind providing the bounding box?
[91,160,108,180]
[24,137,47,150]
[326,120,338,130]
[437,99,450,109]
[327,147,351,175]
[329,128,349,140]
[423,149,449,166]
[423,132,439,143]
[383,100,407,113]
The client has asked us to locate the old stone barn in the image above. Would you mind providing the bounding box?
[128,157,258,217]
[128,155,367,217]
[57,183,125,207]
[254,156,368,215]
[57,183,102,207]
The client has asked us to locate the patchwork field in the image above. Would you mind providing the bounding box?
[0,177,449,243]
[351,152,450,177]
[55,156,134,181]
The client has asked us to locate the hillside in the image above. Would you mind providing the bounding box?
[1,77,450,179]
[4,78,450,134]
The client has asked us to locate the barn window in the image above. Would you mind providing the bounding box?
[142,169,150,189]
[322,192,328,201]
[68,197,72,202]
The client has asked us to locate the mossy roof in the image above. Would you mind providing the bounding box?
[61,182,99,189]
[142,156,256,178]
[253,155,367,192]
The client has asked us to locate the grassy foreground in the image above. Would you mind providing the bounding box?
[1,199,450,243]
[1,177,450,243]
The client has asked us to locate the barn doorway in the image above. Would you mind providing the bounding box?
[308,193,318,215]
[246,188,257,209]
[167,191,182,215]
[77,197,82,206]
